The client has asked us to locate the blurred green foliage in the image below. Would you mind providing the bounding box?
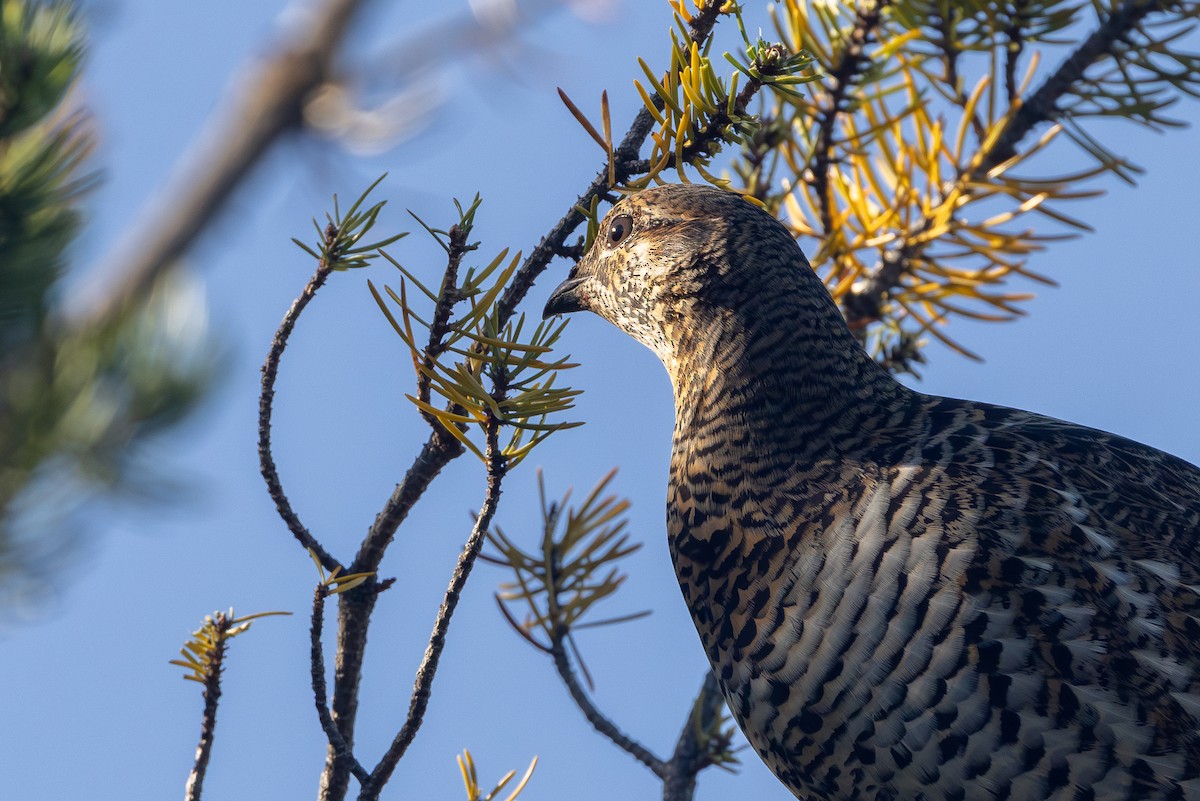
[0,0,212,605]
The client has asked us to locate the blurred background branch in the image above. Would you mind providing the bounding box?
[72,0,367,327]
[72,0,596,329]
[0,0,212,607]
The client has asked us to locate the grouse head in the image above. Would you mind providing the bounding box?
[543,184,864,388]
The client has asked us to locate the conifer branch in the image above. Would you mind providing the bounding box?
[321,9,731,796]
[985,0,1166,170]
[360,417,508,799]
[842,0,1172,336]
[809,0,889,240]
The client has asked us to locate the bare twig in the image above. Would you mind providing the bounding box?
[359,416,509,800]
[76,0,368,327]
[936,8,965,103]
[311,587,370,785]
[174,611,291,800]
[319,583,380,801]
[548,628,667,779]
[930,7,986,141]
[258,258,342,574]
[535,473,665,778]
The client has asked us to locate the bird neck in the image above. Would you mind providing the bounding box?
[666,310,913,468]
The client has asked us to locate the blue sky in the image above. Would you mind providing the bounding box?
[5,2,1200,800]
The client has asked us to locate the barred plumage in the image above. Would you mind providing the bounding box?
[544,183,1200,801]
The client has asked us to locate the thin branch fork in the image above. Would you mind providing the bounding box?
[539,490,666,777]
[358,415,509,800]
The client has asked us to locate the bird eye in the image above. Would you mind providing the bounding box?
[606,214,633,247]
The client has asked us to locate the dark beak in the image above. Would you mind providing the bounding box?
[543,275,589,319]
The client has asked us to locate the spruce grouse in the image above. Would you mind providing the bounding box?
[544,183,1200,801]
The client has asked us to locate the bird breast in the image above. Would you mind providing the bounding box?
[668,440,1197,801]
[670,458,991,797]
